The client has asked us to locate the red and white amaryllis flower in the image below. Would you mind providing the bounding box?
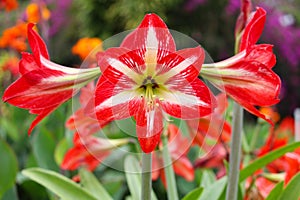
[201,7,281,124]
[87,14,216,153]
[2,23,101,134]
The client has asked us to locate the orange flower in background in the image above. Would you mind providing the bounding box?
[25,3,50,23]
[0,0,18,11]
[1,56,20,76]
[259,107,280,124]
[72,37,103,60]
[0,22,27,52]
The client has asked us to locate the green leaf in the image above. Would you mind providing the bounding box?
[22,168,97,200]
[199,170,216,189]
[79,168,113,200]
[124,155,157,200]
[239,142,300,182]
[199,177,227,200]
[54,138,69,166]
[279,172,300,200]
[31,129,59,171]
[0,139,18,198]
[182,187,203,200]
[265,181,284,200]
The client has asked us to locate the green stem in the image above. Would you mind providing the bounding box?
[141,152,152,200]
[162,133,179,200]
[249,122,261,151]
[226,102,243,200]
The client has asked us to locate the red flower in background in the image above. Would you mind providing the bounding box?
[66,83,110,137]
[61,132,129,171]
[188,93,231,150]
[152,124,194,186]
[87,14,216,153]
[201,7,281,125]
[2,23,101,134]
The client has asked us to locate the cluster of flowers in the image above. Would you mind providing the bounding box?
[2,1,286,197]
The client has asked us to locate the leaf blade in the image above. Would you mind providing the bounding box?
[22,168,97,200]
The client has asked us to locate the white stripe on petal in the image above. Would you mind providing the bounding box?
[107,58,140,80]
[160,90,209,108]
[146,27,159,49]
[160,56,198,80]
[95,91,135,110]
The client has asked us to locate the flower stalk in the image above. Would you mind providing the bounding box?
[226,102,243,200]
[162,132,179,200]
[141,152,152,200]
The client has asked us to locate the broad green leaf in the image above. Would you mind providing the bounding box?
[79,168,113,200]
[0,139,18,198]
[22,168,97,200]
[265,181,283,200]
[124,155,157,200]
[199,177,227,200]
[182,187,203,200]
[200,170,216,189]
[239,142,300,182]
[279,172,300,200]
[31,128,59,171]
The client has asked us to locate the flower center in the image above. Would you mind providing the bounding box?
[139,76,160,108]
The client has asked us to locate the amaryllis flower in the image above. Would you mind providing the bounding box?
[87,14,216,153]
[2,23,101,134]
[61,132,130,171]
[201,7,281,125]
[152,124,194,185]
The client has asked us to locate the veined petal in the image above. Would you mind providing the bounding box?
[239,7,266,51]
[120,13,176,63]
[156,46,205,84]
[19,52,38,74]
[201,60,281,124]
[160,78,216,119]
[86,76,140,121]
[135,99,163,153]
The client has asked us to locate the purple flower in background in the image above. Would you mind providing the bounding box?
[225,0,240,14]
[262,5,300,68]
[46,0,72,36]
[184,0,208,11]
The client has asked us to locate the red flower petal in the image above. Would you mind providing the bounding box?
[135,99,163,153]
[87,75,140,121]
[246,44,276,68]
[27,23,49,65]
[239,7,266,51]
[121,13,176,64]
[156,46,205,84]
[161,78,216,119]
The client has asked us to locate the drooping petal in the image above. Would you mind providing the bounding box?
[160,78,216,119]
[121,13,176,64]
[135,99,163,153]
[155,46,205,84]
[239,7,266,51]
